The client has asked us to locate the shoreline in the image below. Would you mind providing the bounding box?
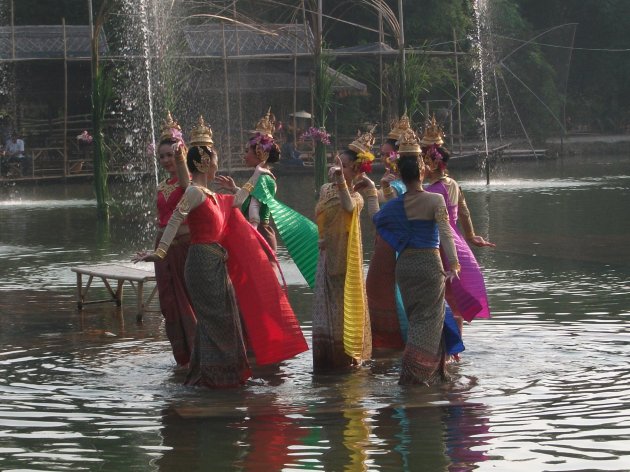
[2,134,629,186]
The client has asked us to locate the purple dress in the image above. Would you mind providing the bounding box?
[425,179,490,321]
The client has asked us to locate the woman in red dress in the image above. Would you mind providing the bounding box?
[153,112,196,367]
[136,116,307,387]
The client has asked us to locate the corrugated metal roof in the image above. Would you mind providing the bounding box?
[0,25,107,60]
[184,23,313,57]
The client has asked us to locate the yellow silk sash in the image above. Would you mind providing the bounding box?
[343,206,368,360]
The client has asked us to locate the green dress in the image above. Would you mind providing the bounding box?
[249,174,319,288]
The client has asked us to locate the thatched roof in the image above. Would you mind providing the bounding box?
[0,25,107,60]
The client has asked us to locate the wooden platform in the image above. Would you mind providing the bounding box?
[71,263,158,320]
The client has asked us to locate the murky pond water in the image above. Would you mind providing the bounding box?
[1,155,629,471]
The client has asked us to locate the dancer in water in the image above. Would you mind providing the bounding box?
[151,111,196,367]
[374,128,460,384]
[421,115,494,335]
[216,109,320,287]
[312,128,380,372]
[135,116,307,387]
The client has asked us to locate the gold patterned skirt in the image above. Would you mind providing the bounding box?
[184,243,251,387]
[396,248,447,385]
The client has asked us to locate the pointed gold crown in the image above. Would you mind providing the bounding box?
[420,114,445,146]
[159,110,182,142]
[189,115,214,147]
[398,128,422,155]
[253,107,276,137]
[387,113,411,140]
[348,125,377,155]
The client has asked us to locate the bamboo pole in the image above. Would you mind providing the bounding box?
[10,0,15,60]
[453,29,462,153]
[293,22,298,142]
[233,3,244,155]
[63,18,68,177]
[398,0,406,111]
[221,24,232,173]
[378,9,384,144]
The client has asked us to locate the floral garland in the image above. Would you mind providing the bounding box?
[76,130,93,145]
[384,151,400,174]
[355,150,375,173]
[300,126,331,145]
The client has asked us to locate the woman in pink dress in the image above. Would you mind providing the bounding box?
[421,116,495,334]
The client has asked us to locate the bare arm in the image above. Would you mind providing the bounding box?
[458,186,495,247]
[435,201,460,277]
[133,186,204,263]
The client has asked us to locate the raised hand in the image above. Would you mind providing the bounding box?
[380,169,396,187]
[215,175,237,192]
[353,173,376,193]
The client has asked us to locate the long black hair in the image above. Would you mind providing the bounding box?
[398,153,422,185]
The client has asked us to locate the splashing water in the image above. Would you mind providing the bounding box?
[473,0,491,184]
[139,0,158,185]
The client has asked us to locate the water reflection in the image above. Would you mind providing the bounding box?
[0,156,629,470]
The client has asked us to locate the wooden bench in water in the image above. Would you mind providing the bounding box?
[71,263,158,320]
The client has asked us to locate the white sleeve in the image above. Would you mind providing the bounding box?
[248,197,261,227]
[157,186,205,253]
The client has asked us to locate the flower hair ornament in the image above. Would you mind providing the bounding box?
[348,126,377,173]
[248,108,277,161]
[249,132,275,162]
[423,144,446,172]
[384,151,400,174]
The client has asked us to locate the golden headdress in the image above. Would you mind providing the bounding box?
[387,113,411,141]
[397,128,422,155]
[348,125,377,172]
[189,115,214,147]
[420,114,445,146]
[252,107,276,137]
[348,125,377,155]
[159,110,182,142]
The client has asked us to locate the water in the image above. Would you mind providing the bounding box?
[1,155,630,471]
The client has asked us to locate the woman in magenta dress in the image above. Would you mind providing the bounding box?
[421,116,495,332]
[152,112,196,367]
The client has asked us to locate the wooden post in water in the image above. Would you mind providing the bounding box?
[485,151,490,185]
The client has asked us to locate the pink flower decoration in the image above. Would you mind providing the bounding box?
[300,127,331,145]
[77,130,93,144]
[426,144,446,170]
[249,132,275,152]
[170,128,184,145]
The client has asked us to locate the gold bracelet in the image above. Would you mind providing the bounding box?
[383,186,394,196]
[242,182,254,193]
[154,248,167,260]
[365,188,378,198]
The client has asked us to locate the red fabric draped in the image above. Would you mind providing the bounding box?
[216,195,308,365]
